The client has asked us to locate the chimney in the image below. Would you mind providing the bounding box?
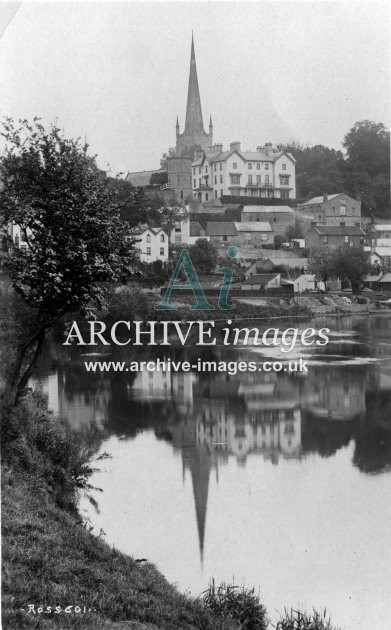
[323,193,328,203]
[264,142,273,156]
[256,146,263,153]
[213,143,223,156]
[230,141,241,153]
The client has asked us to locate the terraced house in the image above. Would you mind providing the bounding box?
[192,141,296,202]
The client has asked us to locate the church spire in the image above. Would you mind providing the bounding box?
[184,33,205,134]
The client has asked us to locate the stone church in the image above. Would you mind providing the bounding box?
[168,35,213,202]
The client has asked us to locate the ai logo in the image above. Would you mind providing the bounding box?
[155,246,239,311]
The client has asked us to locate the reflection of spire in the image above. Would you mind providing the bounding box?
[188,446,211,565]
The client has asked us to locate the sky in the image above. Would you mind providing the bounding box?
[0,1,390,174]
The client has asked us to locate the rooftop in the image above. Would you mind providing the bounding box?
[205,222,237,237]
[234,221,273,232]
[242,273,279,285]
[242,205,294,214]
[312,225,365,236]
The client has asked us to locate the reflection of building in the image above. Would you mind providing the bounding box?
[302,366,366,421]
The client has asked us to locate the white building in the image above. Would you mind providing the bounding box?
[192,141,296,203]
[132,226,169,263]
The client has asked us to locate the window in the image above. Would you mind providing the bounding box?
[257,175,261,184]
[281,190,289,199]
[248,175,253,185]
[214,164,216,171]
[146,234,151,243]
[280,176,289,185]
[146,247,151,255]
[160,248,165,256]
[340,205,346,216]
[199,178,201,187]
[248,163,253,170]
[180,190,183,200]
[323,236,328,244]
[177,176,180,185]
[206,166,208,173]
[214,190,217,198]
[220,174,223,183]
[193,179,196,188]
[160,234,165,242]
[220,163,222,171]
[273,217,277,222]
[205,193,209,201]
[265,164,269,170]
[319,215,322,220]
[344,235,349,243]
[231,174,240,185]
[256,163,260,170]
[214,176,217,184]
[193,168,196,175]
[265,175,269,184]
[199,167,201,174]
[220,189,223,197]
[233,162,237,169]
[352,207,355,215]
[222,235,228,242]
[282,164,286,170]
[331,207,335,215]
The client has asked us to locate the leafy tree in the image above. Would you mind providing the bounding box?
[285,224,303,241]
[160,147,176,170]
[150,171,168,186]
[342,120,390,218]
[332,245,371,294]
[274,234,284,249]
[110,184,182,233]
[307,247,335,287]
[188,239,218,274]
[0,118,134,405]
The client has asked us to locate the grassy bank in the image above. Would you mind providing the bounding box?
[1,393,341,630]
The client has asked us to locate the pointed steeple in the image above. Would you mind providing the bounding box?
[185,34,205,134]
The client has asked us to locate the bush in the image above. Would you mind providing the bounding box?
[1,391,99,511]
[276,608,340,630]
[104,283,150,324]
[202,579,268,629]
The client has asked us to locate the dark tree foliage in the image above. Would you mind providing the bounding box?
[160,147,176,170]
[0,118,134,404]
[188,239,218,274]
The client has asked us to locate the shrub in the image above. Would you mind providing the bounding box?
[276,608,340,630]
[202,579,268,629]
[104,283,150,324]
[1,391,100,511]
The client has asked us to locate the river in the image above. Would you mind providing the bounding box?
[30,313,391,630]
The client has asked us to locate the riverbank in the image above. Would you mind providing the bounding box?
[1,393,340,630]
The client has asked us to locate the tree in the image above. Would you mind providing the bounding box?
[188,239,218,274]
[110,184,182,233]
[160,147,176,170]
[332,246,371,294]
[342,120,390,218]
[307,247,335,287]
[274,234,284,249]
[0,118,134,405]
[285,224,303,241]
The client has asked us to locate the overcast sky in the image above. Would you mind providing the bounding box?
[0,1,390,174]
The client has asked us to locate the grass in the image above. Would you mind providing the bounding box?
[0,352,341,630]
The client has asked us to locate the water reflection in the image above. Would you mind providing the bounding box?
[28,314,391,629]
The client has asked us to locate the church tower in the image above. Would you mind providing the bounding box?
[175,34,213,159]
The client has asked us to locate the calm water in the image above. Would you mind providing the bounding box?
[30,314,391,630]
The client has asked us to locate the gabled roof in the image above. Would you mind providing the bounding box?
[264,257,308,268]
[131,226,168,236]
[189,220,204,236]
[242,273,279,285]
[205,221,237,236]
[380,273,391,283]
[234,221,272,232]
[312,225,365,236]
[242,205,294,214]
[300,194,341,205]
